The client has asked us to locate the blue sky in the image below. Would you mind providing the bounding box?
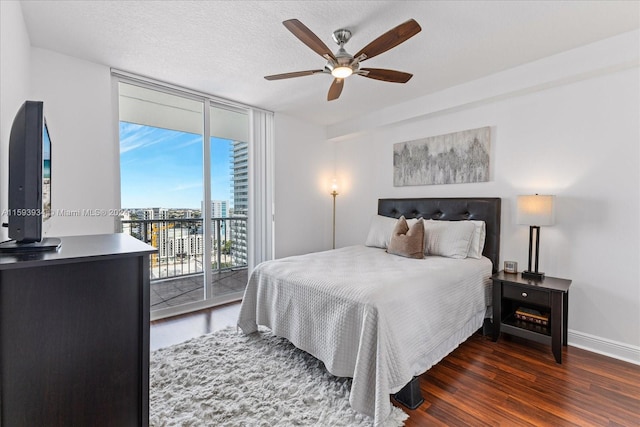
[120,122,232,209]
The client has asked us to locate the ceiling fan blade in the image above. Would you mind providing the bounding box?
[264,70,325,80]
[354,19,421,61]
[359,68,413,83]
[327,78,344,101]
[283,19,337,61]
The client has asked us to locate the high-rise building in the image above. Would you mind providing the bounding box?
[211,200,228,218]
[202,199,230,243]
[140,208,170,258]
[144,208,168,220]
[231,140,248,266]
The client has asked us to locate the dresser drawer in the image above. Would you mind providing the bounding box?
[503,284,549,306]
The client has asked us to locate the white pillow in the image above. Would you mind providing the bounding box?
[365,215,397,248]
[423,220,476,259]
[467,220,487,259]
[365,215,420,249]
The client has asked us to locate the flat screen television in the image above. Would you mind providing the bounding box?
[0,101,60,252]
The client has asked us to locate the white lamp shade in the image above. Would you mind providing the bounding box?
[517,195,555,226]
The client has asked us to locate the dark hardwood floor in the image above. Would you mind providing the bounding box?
[150,301,240,351]
[151,303,640,426]
[400,334,640,426]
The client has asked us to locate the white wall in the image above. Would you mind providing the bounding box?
[0,1,32,241]
[273,113,333,258]
[29,48,117,237]
[331,32,640,363]
[0,1,117,239]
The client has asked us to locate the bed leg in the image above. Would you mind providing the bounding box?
[393,376,424,410]
[483,318,493,336]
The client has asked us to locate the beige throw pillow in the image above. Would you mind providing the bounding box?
[387,216,425,259]
[365,214,422,249]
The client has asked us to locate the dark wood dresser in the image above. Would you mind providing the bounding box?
[0,233,155,426]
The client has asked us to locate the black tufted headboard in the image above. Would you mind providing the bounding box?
[378,198,501,273]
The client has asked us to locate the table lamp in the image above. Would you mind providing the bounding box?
[517,194,555,279]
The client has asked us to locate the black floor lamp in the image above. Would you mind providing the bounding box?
[517,194,555,280]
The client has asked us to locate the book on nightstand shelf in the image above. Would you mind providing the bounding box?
[515,307,549,326]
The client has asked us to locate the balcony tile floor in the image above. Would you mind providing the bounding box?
[151,268,248,310]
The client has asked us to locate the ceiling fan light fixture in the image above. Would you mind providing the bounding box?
[331,66,353,78]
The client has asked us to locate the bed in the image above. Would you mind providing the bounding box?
[238,197,501,425]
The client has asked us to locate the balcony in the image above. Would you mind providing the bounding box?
[121,217,248,311]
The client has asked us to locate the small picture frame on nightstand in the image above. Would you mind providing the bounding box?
[504,261,518,274]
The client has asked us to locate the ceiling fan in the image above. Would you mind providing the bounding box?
[264,19,422,101]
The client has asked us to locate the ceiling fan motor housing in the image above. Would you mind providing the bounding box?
[329,29,358,72]
[332,28,352,46]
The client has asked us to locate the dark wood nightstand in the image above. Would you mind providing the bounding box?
[492,271,571,363]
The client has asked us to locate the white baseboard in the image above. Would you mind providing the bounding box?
[568,329,640,366]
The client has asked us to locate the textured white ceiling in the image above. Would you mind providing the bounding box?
[20,1,640,126]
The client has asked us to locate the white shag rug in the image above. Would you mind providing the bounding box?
[150,327,408,426]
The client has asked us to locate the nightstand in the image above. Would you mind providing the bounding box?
[492,271,571,363]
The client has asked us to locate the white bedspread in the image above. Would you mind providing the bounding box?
[237,245,492,426]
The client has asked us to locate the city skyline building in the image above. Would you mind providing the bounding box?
[231,140,248,266]
[143,207,168,220]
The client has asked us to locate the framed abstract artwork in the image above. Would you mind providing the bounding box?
[393,126,491,186]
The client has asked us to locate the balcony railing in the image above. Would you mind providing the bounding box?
[120,217,248,281]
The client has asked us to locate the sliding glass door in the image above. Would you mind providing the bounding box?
[207,104,249,301]
[118,81,251,319]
